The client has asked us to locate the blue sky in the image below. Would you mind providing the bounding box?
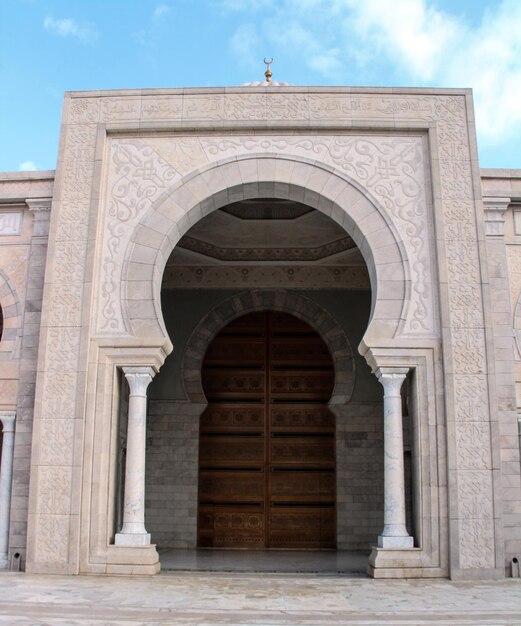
[1,0,520,172]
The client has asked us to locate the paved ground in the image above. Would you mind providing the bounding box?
[0,571,520,625]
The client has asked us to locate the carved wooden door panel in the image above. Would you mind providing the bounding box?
[198,311,335,549]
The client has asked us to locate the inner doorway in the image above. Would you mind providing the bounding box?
[197,311,336,549]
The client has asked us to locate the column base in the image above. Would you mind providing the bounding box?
[107,544,160,576]
[0,557,8,570]
[378,535,414,548]
[115,532,151,546]
[368,546,440,579]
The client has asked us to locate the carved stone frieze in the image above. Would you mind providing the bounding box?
[146,137,208,175]
[141,96,182,120]
[34,515,70,564]
[177,234,355,262]
[39,420,75,466]
[68,98,99,124]
[162,265,370,289]
[453,376,490,422]
[101,97,141,123]
[455,422,492,470]
[30,118,97,567]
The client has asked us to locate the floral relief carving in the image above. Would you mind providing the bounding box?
[457,470,494,520]
[225,94,266,120]
[267,94,309,119]
[145,137,208,175]
[451,329,486,375]
[65,125,97,161]
[39,420,75,466]
[41,372,77,419]
[459,518,495,569]
[54,202,90,242]
[200,134,434,335]
[35,515,70,564]
[435,101,496,567]
[53,241,88,284]
[455,422,492,470]
[36,467,73,515]
[46,328,81,371]
[61,162,94,203]
[98,139,179,332]
[68,98,99,124]
[454,376,489,422]
[48,284,83,327]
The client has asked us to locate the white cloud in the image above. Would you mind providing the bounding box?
[153,4,171,19]
[226,0,521,147]
[19,160,42,172]
[229,23,261,69]
[43,16,98,43]
[219,0,274,11]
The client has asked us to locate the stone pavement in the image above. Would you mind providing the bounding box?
[0,571,520,625]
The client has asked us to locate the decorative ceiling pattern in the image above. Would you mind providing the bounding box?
[177,234,356,262]
[221,199,313,220]
[171,201,359,267]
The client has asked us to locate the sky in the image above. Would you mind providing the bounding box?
[0,0,520,172]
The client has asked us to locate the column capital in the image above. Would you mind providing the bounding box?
[376,367,409,395]
[483,196,511,236]
[25,197,52,214]
[0,411,16,432]
[123,366,155,396]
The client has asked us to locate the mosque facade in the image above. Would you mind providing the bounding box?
[0,84,520,579]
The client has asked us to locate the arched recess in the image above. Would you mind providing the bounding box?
[0,269,22,360]
[180,289,356,408]
[145,290,370,551]
[121,155,410,356]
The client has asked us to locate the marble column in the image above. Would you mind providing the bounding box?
[115,367,155,546]
[376,368,413,548]
[0,411,16,569]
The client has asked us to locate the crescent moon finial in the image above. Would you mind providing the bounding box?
[263,57,273,83]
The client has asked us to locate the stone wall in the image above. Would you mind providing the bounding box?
[0,172,53,566]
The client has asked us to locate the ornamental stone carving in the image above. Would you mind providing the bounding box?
[27,88,502,579]
[97,133,436,337]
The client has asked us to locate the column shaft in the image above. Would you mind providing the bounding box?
[0,412,16,568]
[377,368,413,549]
[115,367,154,547]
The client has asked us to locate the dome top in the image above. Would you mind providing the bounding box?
[241,80,292,87]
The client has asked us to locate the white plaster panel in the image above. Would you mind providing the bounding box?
[0,212,22,236]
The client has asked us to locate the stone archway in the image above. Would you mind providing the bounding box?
[120,155,410,351]
[181,289,356,406]
[85,155,426,578]
[145,289,389,554]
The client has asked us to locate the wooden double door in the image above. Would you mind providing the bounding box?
[198,311,336,549]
